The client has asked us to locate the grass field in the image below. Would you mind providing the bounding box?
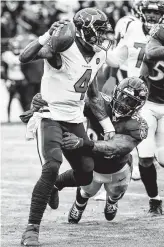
[1,123,164,247]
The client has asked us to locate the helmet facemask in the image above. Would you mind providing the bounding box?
[79,22,113,52]
[140,1,164,30]
[113,82,148,118]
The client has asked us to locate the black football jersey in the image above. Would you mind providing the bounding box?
[84,98,147,173]
[142,24,164,104]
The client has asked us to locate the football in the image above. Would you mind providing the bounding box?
[51,21,76,52]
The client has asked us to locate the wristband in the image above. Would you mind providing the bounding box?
[99,117,115,133]
[38,31,51,46]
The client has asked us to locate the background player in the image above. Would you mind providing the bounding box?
[60,77,149,224]
[137,23,164,216]
[2,36,27,122]
[20,8,115,247]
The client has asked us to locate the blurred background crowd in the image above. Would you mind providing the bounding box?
[1,0,133,122]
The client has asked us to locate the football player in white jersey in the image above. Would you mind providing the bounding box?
[105,0,163,77]
[138,23,164,216]
[20,8,115,246]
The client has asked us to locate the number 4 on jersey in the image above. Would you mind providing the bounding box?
[74,69,92,100]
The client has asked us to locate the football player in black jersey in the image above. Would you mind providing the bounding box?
[57,76,149,223]
[138,23,164,217]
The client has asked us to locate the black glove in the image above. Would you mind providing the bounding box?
[62,132,84,150]
[19,109,35,124]
[31,93,48,110]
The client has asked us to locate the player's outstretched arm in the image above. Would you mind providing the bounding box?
[87,76,115,139]
[92,134,139,158]
[62,116,148,158]
[62,133,144,159]
[62,132,139,157]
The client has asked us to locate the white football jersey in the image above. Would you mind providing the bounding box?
[41,41,106,123]
[107,20,150,77]
[115,15,138,43]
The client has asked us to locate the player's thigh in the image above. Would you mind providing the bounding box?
[36,118,63,166]
[104,164,131,199]
[155,115,164,166]
[156,115,164,148]
[137,105,157,158]
[62,122,94,172]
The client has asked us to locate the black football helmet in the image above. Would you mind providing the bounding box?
[113,77,149,118]
[73,8,112,52]
[139,0,164,30]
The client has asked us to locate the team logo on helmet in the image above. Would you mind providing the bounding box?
[73,8,113,52]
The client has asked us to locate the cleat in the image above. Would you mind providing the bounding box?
[148,199,162,216]
[48,186,59,209]
[21,224,40,246]
[68,202,86,224]
[104,198,118,221]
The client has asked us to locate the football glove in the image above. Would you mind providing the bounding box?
[62,132,83,150]
[19,109,35,124]
[31,93,48,110]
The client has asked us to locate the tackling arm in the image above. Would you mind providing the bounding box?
[62,132,140,158]
[92,134,139,158]
[62,116,148,157]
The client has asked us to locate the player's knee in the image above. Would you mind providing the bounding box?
[139,157,154,167]
[42,160,61,181]
[47,146,63,163]
[155,148,164,167]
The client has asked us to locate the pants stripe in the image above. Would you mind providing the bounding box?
[36,120,45,166]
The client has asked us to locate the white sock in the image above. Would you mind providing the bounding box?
[108,196,117,203]
[149,195,161,201]
[76,201,87,207]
